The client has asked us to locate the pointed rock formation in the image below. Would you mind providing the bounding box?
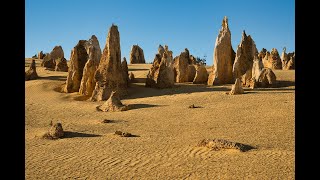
[193,64,208,84]
[145,45,175,88]
[91,25,128,101]
[258,48,267,60]
[281,47,295,70]
[121,57,129,84]
[262,48,282,69]
[130,45,145,64]
[79,35,102,96]
[208,16,235,85]
[64,40,89,93]
[96,91,129,112]
[232,31,258,87]
[38,51,44,59]
[79,35,101,96]
[49,123,64,138]
[25,59,38,81]
[228,78,244,95]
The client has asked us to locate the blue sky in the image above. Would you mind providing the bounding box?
[25,0,295,65]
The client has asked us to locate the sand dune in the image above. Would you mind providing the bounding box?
[25,58,294,179]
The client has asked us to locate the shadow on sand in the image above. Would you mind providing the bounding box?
[63,131,101,138]
[128,104,166,110]
[38,75,66,82]
[125,83,229,100]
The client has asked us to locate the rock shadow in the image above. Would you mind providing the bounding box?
[63,131,101,138]
[128,104,165,110]
[38,75,66,81]
[125,83,230,100]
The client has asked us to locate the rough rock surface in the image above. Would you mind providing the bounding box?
[25,59,38,81]
[96,91,129,112]
[55,57,68,72]
[258,48,267,60]
[193,64,208,84]
[38,51,44,59]
[41,46,64,70]
[79,35,102,96]
[252,57,264,81]
[232,31,258,84]
[174,48,190,82]
[130,45,145,64]
[207,66,215,85]
[228,78,244,95]
[281,47,295,70]
[262,48,282,69]
[64,40,89,93]
[209,16,236,85]
[189,55,196,65]
[42,123,64,139]
[187,65,196,82]
[197,138,255,152]
[254,68,277,88]
[145,45,175,88]
[121,57,129,84]
[91,25,128,101]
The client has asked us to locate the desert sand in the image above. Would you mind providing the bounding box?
[25,58,294,179]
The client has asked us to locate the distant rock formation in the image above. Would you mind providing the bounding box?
[232,31,258,87]
[208,16,235,85]
[25,59,38,81]
[121,57,129,84]
[281,47,295,70]
[96,91,129,112]
[193,64,208,84]
[262,48,282,69]
[258,48,267,60]
[130,45,145,64]
[173,48,198,82]
[38,51,44,59]
[91,25,128,101]
[41,46,66,71]
[145,45,175,88]
[64,40,89,93]
[228,78,244,95]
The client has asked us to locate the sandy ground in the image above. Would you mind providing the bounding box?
[25,58,295,179]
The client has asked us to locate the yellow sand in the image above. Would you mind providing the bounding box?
[25,58,294,179]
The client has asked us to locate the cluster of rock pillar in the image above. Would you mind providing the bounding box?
[64,25,129,101]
